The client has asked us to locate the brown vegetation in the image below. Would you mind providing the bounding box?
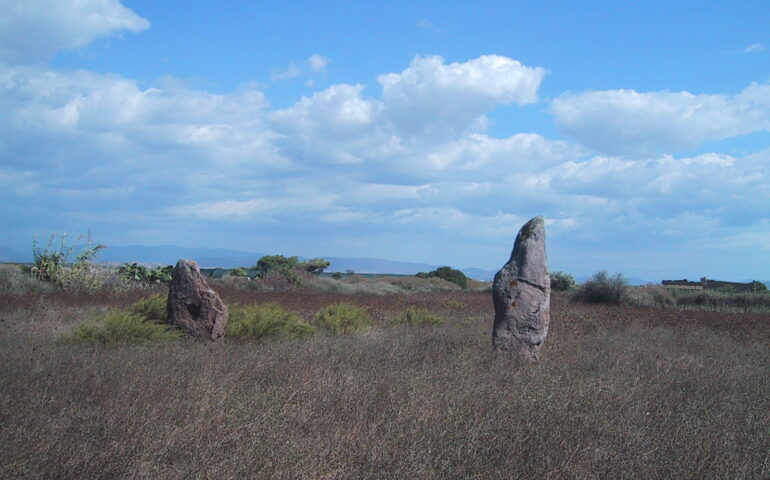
[0,274,768,479]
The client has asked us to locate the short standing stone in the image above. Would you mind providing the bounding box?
[167,259,228,340]
[492,216,551,361]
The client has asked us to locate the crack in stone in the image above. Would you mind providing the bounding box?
[515,277,548,293]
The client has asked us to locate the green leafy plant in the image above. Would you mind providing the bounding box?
[392,306,443,326]
[31,233,105,289]
[313,303,372,334]
[227,303,314,340]
[118,263,173,285]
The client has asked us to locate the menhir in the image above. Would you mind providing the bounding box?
[167,259,228,340]
[492,216,551,361]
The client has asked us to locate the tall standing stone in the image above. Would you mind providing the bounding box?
[492,216,551,361]
[167,259,229,340]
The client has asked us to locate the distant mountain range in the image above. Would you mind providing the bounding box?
[2,244,767,285]
[0,244,498,281]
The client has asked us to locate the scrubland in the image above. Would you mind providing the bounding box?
[0,267,768,479]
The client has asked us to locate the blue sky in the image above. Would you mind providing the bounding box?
[1,0,769,280]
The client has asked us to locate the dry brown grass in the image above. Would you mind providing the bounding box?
[0,290,768,479]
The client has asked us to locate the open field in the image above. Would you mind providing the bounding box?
[1,282,768,479]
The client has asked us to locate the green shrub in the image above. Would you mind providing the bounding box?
[227,303,314,340]
[313,303,372,334]
[228,267,248,277]
[118,263,173,285]
[392,306,443,326]
[550,271,576,291]
[71,312,181,344]
[572,271,629,305]
[128,294,167,324]
[416,266,468,289]
[31,233,105,289]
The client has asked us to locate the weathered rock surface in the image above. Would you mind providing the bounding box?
[167,259,228,340]
[492,216,551,361]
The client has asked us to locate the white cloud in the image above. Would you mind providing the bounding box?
[1,20,768,277]
[0,0,149,64]
[306,54,329,72]
[743,43,765,53]
[271,54,330,82]
[551,83,770,155]
[378,55,546,138]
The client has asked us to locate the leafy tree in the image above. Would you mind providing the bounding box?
[300,258,330,275]
[253,255,330,284]
[254,255,300,278]
[418,266,468,289]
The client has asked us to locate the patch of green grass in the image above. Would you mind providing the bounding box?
[227,303,314,340]
[128,294,167,324]
[391,306,443,326]
[313,302,372,334]
[71,311,182,344]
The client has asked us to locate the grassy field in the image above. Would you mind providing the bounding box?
[0,276,768,479]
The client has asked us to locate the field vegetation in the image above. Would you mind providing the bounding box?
[0,262,768,478]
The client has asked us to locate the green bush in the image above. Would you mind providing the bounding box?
[128,294,167,324]
[392,307,443,326]
[118,263,173,285]
[572,271,629,305]
[228,267,248,277]
[415,266,468,289]
[313,303,372,334]
[31,233,105,289]
[72,312,181,344]
[550,271,576,291]
[227,303,314,340]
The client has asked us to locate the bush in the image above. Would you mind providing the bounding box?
[128,294,167,324]
[31,233,105,289]
[228,267,248,277]
[550,271,576,291]
[71,312,181,344]
[572,271,629,305]
[391,307,443,326]
[416,266,468,289]
[118,263,173,285]
[226,303,314,340]
[313,303,372,334]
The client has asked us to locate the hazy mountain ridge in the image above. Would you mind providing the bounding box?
[0,245,497,281]
[2,244,767,285]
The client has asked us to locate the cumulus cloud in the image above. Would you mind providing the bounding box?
[1,5,767,277]
[306,54,329,73]
[0,0,149,64]
[378,55,546,139]
[551,83,770,155]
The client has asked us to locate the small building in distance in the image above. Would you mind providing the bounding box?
[662,277,766,292]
